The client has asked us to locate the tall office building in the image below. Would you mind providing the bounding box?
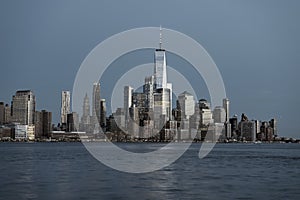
[124,86,133,127]
[222,98,231,138]
[222,98,230,122]
[154,27,167,89]
[153,27,172,121]
[178,91,195,120]
[4,104,11,124]
[67,112,79,132]
[61,91,70,124]
[198,99,213,126]
[270,118,277,136]
[11,90,35,125]
[100,99,106,129]
[0,102,4,124]
[240,120,256,142]
[35,110,52,138]
[81,93,90,124]
[144,76,154,109]
[92,82,101,124]
[153,88,171,121]
[229,115,238,137]
[213,106,226,123]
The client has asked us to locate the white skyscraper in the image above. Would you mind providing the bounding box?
[124,86,133,127]
[153,27,172,120]
[144,76,154,109]
[178,91,195,120]
[213,106,226,123]
[223,98,230,122]
[154,27,167,89]
[92,82,101,124]
[61,91,70,124]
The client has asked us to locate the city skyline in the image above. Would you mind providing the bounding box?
[0,1,299,138]
[0,43,281,142]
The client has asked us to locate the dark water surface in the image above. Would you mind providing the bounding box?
[0,142,299,200]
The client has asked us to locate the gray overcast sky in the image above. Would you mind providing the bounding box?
[0,0,299,138]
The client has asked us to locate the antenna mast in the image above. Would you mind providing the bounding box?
[159,25,162,49]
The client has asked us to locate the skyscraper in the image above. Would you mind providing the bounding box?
[144,76,154,109]
[240,120,256,142]
[0,102,4,124]
[81,93,90,124]
[154,27,167,89]
[153,27,172,121]
[100,99,106,129]
[222,98,231,138]
[4,104,11,124]
[222,98,230,122]
[80,93,91,133]
[178,91,195,120]
[35,110,52,138]
[213,106,226,123]
[124,86,133,127]
[61,91,70,124]
[198,99,213,126]
[67,112,79,132]
[11,90,35,125]
[92,82,101,124]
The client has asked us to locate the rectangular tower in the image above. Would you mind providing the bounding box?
[92,82,101,124]
[61,91,70,124]
[11,90,35,125]
[124,86,133,128]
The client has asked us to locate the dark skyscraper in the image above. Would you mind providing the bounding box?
[0,102,4,124]
[35,110,52,138]
[67,112,79,132]
[100,99,106,129]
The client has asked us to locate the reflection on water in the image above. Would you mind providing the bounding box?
[0,143,299,200]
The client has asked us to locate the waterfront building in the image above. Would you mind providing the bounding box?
[260,121,274,141]
[240,120,256,142]
[0,126,13,139]
[154,27,167,89]
[0,102,4,124]
[113,108,125,129]
[124,86,133,128]
[199,105,213,126]
[178,91,195,120]
[213,106,226,123]
[92,82,101,124]
[35,110,52,138]
[153,27,172,121]
[14,124,28,140]
[270,118,277,136]
[27,125,35,141]
[67,112,79,132]
[144,76,154,109]
[4,104,11,124]
[153,88,171,122]
[81,93,90,124]
[222,98,230,122]
[100,99,107,129]
[11,90,35,125]
[229,115,238,137]
[60,91,70,124]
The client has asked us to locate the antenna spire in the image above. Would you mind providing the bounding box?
[159,25,162,49]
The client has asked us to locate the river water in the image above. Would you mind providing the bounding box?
[0,142,299,199]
